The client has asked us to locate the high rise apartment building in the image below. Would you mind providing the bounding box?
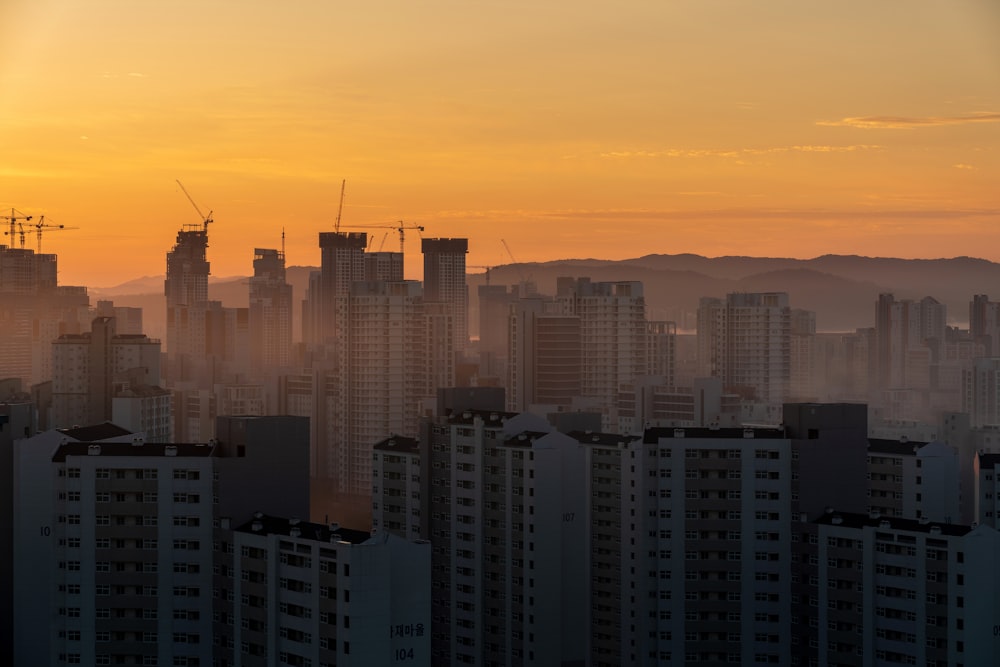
[13,416,310,666]
[557,278,652,427]
[330,280,451,499]
[164,228,210,382]
[421,238,469,355]
[792,512,1000,666]
[506,296,581,413]
[412,409,587,666]
[0,243,89,386]
[373,401,869,667]
[963,357,1000,428]
[875,293,947,390]
[866,439,960,523]
[698,292,792,410]
[249,248,292,374]
[51,316,164,430]
[971,294,1000,356]
[213,514,431,667]
[316,232,367,343]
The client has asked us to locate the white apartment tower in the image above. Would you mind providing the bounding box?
[698,292,791,409]
[213,515,431,667]
[557,278,650,428]
[51,316,164,430]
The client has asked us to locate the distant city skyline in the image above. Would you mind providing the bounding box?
[1,1,997,286]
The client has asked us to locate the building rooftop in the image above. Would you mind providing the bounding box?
[868,438,927,456]
[643,426,787,443]
[569,431,641,448]
[503,430,553,448]
[52,440,216,462]
[979,453,1000,469]
[443,408,517,427]
[235,513,371,545]
[814,510,971,537]
[374,435,420,454]
[56,422,134,442]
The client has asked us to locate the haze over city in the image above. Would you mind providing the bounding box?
[5,3,1000,667]
[2,0,999,286]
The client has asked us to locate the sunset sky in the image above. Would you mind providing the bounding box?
[1,0,998,287]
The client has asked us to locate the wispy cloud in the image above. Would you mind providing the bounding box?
[817,112,1000,129]
[599,145,881,159]
[954,163,976,170]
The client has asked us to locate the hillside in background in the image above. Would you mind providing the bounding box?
[91,255,1000,341]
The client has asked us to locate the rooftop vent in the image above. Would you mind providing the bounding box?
[673,428,685,438]
[254,511,264,519]
[743,428,755,439]
[87,444,101,456]
[878,520,891,529]
[289,517,300,527]
[329,522,340,532]
[289,527,301,538]
[164,445,177,457]
[131,436,144,447]
[929,526,942,535]
[251,521,263,532]
[831,515,843,525]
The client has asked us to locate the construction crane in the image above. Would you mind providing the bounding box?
[2,208,32,248]
[500,238,527,283]
[334,179,346,232]
[341,221,425,255]
[468,265,495,286]
[175,180,213,232]
[34,216,79,253]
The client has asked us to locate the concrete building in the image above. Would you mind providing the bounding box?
[213,514,431,667]
[867,438,961,523]
[249,247,293,374]
[376,409,589,666]
[164,227,210,383]
[51,316,165,430]
[971,294,1000,356]
[698,292,792,412]
[875,293,946,391]
[792,511,1000,666]
[316,231,367,344]
[506,296,581,413]
[0,243,89,387]
[790,309,817,401]
[421,237,469,355]
[364,250,403,282]
[615,376,741,435]
[0,391,35,665]
[13,415,309,666]
[557,278,649,428]
[963,357,1000,428]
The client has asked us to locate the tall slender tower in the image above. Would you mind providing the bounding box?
[317,232,367,344]
[164,228,209,381]
[421,238,468,354]
[249,248,292,374]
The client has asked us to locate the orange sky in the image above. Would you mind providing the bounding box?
[1,0,998,287]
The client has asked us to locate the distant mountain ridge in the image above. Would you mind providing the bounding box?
[93,255,999,340]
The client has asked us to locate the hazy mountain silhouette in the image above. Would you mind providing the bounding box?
[95,255,998,342]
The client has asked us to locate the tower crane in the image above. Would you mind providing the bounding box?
[467,265,495,286]
[500,238,527,283]
[2,208,32,248]
[34,216,79,253]
[341,221,425,255]
[334,179,346,233]
[175,180,213,232]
